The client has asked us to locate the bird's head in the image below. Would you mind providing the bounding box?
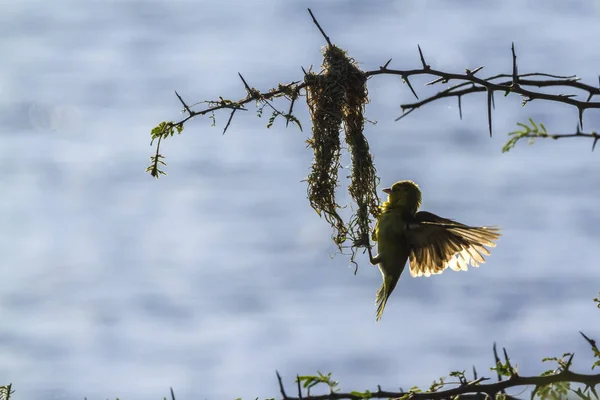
[382,180,422,214]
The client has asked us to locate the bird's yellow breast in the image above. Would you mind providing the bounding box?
[376,209,408,238]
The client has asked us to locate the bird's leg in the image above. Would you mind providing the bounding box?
[367,244,381,265]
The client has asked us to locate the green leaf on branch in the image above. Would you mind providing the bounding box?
[296,371,339,395]
[502,117,549,153]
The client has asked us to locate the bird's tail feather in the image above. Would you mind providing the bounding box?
[375,275,398,321]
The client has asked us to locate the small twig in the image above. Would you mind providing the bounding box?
[493,343,504,389]
[393,107,416,122]
[264,98,284,114]
[466,66,485,76]
[520,130,599,141]
[580,331,599,351]
[403,75,419,99]
[417,44,429,69]
[503,347,515,376]
[174,90,192,115]
[487,88,494,136]
[286,86,300,128]
[296,375,303,400]
[238,72,253,93]
[222,108,237,135]
[426,76,446,86]
[307,8,332,46]
[277,371,289,400]
[511,42,519,88]
[564,353,576,371]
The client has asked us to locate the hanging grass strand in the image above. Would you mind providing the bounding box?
[304,45,381,263]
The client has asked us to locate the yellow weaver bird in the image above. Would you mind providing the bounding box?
[368,180,501,321]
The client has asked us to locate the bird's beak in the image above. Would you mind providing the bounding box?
[382,187,391,194]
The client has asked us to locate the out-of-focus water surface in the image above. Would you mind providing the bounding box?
[1,1,599,399]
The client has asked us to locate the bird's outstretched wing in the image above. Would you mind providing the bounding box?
[406,211,501,277]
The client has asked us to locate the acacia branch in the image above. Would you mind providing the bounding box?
[277,370,600,400]
[370,43,599,143]
[148,9,600,178]
[307,8,332,46]
[277,336,600,400]
[154,46,600,140]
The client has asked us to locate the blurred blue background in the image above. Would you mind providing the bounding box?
[1,1,599,399]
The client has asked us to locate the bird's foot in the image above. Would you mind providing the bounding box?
[367,245,381,265]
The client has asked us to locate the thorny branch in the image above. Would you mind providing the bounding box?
[278,369,600,400]
[275,335,600,400]
[377,42,600,134]
[148,11,600,178]
[147,7,599,264]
